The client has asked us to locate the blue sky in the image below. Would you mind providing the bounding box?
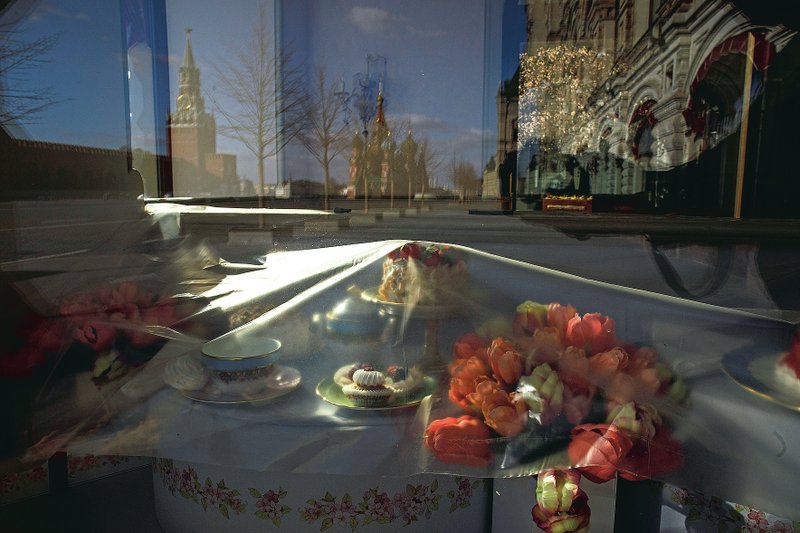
[8,0,527,189]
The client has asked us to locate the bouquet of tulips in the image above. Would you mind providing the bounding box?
[424,300,686,532]
[57,280,182,385]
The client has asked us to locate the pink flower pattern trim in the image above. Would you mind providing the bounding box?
[669,486,798,533]
[0,463,47,496]
[155,459,246,519]
[155,460,480,530]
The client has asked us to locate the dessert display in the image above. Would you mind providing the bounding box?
[341,368,393,407]
[377,242,467,306]
[325,362,429,409]
[334,363,423,393]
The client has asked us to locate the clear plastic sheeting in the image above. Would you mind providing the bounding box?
[2,238,799,520]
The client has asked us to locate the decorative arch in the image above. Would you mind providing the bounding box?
[682,30,776,135]
[628,99,658,159]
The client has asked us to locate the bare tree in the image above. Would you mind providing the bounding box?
[208,1,304,208]
[416,137,441,196]
[0,22,59,126]
[296,67,351,210]
[449,154,480,203]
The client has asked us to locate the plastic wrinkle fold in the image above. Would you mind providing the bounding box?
[1,237,798,521]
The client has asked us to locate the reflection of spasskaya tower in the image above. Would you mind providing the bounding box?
[168,29,236,196]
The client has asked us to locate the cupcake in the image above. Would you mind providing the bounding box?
[342,368,393,407]
[333,362,373,387]
[385,365,423,395]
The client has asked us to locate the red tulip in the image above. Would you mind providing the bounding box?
[532,487,591,533]
[568,423,632,484]
[535,469,582,515]
[562,386,594,426]
[129,301,178,348]
[424,415,492,467]
[18,316,68,355]
[74,319,117,352]
[0,346,48,378]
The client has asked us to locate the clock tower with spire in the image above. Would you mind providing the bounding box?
[168,29,236,195]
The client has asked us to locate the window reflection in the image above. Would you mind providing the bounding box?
[0,0,797,215]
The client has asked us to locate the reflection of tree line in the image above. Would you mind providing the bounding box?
[0,17,59,127]
[208,2,462,206]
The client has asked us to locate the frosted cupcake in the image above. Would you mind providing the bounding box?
[342,368,393,407]
[385,365,423,395]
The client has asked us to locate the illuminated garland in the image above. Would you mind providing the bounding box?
[519,45,623,154]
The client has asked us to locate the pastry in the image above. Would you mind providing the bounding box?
[385,364,423,395]
[342,368,393,407]
[377,242,467,306]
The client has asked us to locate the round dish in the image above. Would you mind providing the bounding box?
[165,353,300,405]
[360,287,454,320]
[316,374,437,411]
[721,350,800,412]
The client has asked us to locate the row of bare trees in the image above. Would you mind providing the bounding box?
[0,0,463,205]
[207,2,456,209]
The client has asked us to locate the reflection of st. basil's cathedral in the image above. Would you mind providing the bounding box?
[489,0,799,217]
[346,87,430,200]
[168,30,238,197]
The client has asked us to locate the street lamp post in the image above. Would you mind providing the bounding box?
[335,55,386,212]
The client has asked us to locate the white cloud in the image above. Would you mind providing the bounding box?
[348,6,392,34]
[36,3,89,20]
[389,113,448,131]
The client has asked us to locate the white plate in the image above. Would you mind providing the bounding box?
[722,350,800,412]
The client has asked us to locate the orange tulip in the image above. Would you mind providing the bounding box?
[557,346,590,391]
[452,332,489,363]
[547,303,578,338]
[568,423,632,484]
[588,347,629,379]
[525,327,565,366]
[513,300,548,337]
[424,415,492,467]
[448,355,491,412]
[468,380,528,437]
[565,313,616,355]
[487,337,523,387]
